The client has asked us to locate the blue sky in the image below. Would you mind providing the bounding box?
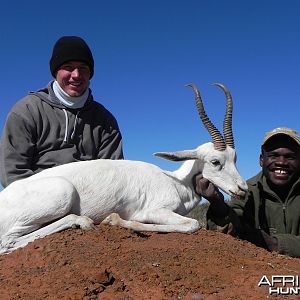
[1,0,300,190]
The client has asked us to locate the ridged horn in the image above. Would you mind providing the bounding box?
[186,83,226,151]
[212,83,235,149]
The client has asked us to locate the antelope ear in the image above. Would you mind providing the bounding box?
[154,150,198,161]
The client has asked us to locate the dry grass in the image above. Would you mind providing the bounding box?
[187,202,210,228]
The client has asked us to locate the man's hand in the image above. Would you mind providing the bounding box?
[194,174,224,203]
[194,174,229,218]
[260,230,279,252]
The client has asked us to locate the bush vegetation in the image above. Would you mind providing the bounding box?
[187,201,210,228]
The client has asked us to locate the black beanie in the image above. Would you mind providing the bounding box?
[50,36,94,79]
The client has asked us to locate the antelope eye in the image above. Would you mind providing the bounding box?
[211,160,221,167]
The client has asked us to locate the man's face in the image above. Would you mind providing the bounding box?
[260,135,300,189]
[56,61,90,97]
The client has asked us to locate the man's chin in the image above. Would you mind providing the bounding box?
[66,89,83,97]
[269,176,293,188]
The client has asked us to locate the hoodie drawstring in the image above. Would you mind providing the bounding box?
[71,113,79,140]
[62,109,80,143]
[63,109,69,142]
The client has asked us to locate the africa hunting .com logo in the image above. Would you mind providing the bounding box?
[258,275,299,295]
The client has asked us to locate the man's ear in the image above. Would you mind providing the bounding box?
[259,154,263,167]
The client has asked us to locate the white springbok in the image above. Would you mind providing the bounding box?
[0,83,248,254]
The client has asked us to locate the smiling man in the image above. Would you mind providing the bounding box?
[0,36,123,188]
[196,127,300,258]
[260,129,300,198]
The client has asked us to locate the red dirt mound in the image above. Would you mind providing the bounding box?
[0,224,299,299]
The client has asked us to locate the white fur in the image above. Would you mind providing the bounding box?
[0,142,247,254]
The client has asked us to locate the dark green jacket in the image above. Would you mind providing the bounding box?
[0,81,123,188]
[207,172,300,258]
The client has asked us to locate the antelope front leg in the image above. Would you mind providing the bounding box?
[102,209,200,233]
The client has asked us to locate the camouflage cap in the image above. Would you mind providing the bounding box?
[262,127,300,146]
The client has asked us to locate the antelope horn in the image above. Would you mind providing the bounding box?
[212,83,235,149]
[186,83,226,151]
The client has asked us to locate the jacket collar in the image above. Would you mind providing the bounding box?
[249,171,300,202]
[29,81,94,111]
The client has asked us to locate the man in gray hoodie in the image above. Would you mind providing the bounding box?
[0,36,123,188]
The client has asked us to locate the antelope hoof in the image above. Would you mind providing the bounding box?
[76,216,96,230]
[101,213,122,226]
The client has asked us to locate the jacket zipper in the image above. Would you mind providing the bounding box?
[282,203,287,231]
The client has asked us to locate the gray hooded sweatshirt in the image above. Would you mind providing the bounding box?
[0,81,123,187]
